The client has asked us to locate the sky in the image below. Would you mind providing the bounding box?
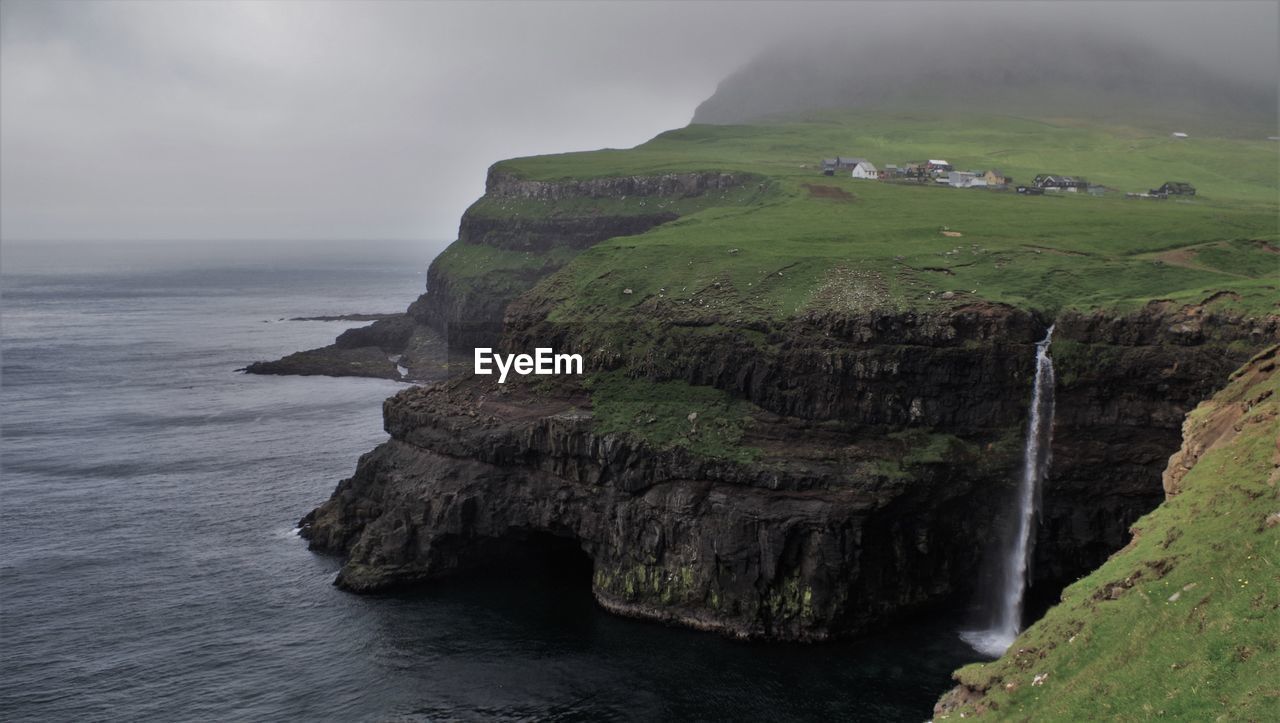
[1,0,1276,245]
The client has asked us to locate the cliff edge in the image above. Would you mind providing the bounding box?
[935,345,1280,720]
[281,112,1277,643]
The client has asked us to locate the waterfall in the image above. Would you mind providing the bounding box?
[961,326,1056,657]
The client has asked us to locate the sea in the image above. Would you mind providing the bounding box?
[1,240,983,721]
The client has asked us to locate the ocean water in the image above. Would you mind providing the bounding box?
[1,242,981,721]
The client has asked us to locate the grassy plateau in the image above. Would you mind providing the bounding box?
[442,111,1280,718]
[472,111,1276,321]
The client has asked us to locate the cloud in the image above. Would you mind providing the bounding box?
[1,0,1275,243]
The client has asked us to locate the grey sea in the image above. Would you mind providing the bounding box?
[0,241,981,721]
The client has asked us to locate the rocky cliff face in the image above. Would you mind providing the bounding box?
[934,345,1279,720]
[244,170,752,375]
[300,294,1275,639]
[483,169,747,201]
[1032,306,1276,585]
[260,161,1276,641]
[408,170,753,349]
[503,292,1276,592]
[301,369,1018,641]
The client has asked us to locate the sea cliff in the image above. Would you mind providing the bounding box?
[269,113,1278,642]
[935,345,1279,719]
[299,279,1274,638]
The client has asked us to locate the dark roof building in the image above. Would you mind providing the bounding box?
[1151,181,1196,196]
[1033,174,1089,190]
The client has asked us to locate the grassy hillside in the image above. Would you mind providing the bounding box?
[935,346,1280,720]
[501,112,1277,202]
[482,112,1278,319]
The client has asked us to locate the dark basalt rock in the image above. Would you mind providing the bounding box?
[245,171,746,364]
[243,316,449,383]
[301,377,1015,640]
[458,212,679,252]
[254,163,1280,640]
[243,345,402,380]
[334,315,416,351]
[1032,306,1280,583]
[483,169,748,201]
[299,301,1276,640]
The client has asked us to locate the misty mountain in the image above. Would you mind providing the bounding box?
[693,29,1277,132]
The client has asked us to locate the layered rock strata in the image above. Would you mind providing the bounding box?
[245,171,752,375]
[300,300,1275,639]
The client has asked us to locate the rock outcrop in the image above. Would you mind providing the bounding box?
[244,170,754,374]
[242,316,447,382]
[483,169,747,202]
[259,160,1277,642]
[301,371,1018,640]
[1031,306,1278,583]
[299,296,1275,639]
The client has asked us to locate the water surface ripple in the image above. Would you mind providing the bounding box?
[1,249,981,721]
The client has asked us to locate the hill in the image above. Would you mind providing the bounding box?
[475,111,1278,322]
[279,106,1279,718]
[690,29,1277,137]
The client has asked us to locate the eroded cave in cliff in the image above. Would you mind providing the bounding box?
[430,528,597,596]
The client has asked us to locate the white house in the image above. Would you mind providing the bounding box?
[849,159,879,180]
[947,171,987,188]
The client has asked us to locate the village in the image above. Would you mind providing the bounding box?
[818,155,1196,199]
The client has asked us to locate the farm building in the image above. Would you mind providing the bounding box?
[1033,174,1088,192]
[983,169,1008,186]
[1171,132,1189,139]
[1151,181,1196,196]
[820,156,868,175]
[926,159,953,174]
[947,171,987,188]
[902,163,928,179]
[848,159,879,179]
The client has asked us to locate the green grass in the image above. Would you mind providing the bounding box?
[937,348,1280,720]
[433,242,580,279]
[465,111,1280,321]
[524,175,1276,321]
[866,429,974,480]
[586,371,759,463]
[430,242,580,298]
[500,111,1279,204]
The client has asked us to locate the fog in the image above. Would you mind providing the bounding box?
[1,1,1275,245]
[694,21,1279,126]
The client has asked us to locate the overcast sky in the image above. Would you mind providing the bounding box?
[2,1,1275,244]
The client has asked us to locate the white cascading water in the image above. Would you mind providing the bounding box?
[962,326,1056,657]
